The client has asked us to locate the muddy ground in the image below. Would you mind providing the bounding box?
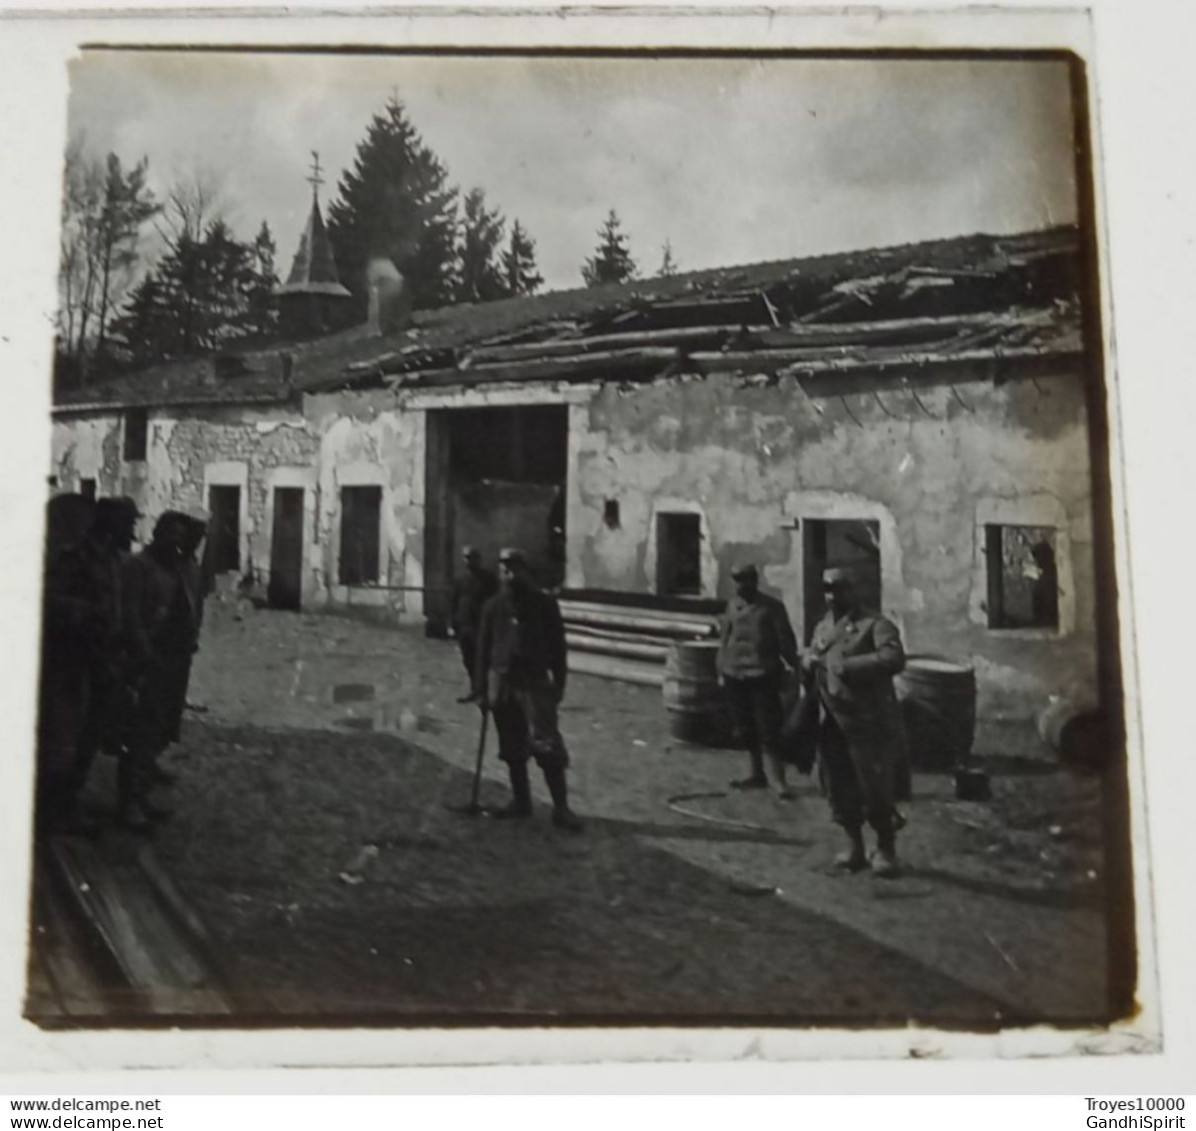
[73,597,1114,1028]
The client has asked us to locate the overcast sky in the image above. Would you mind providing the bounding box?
[65,51,1079,293]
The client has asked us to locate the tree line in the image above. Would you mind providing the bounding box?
[56,94,679,389]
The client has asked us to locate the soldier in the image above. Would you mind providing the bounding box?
[805,566,907,877]
[717,562,800,799]
[450,546,497,704]
[37,495,139,835]
[155,513,209,776]
[119,511,200,830]
[474,548,583,831]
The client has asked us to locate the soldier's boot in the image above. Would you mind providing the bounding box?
[543,766,583,833]
[871,822,900,879]
[834,827,869,873]
[491,761,533,820]
[730,747,768,791]
[115,778,153,833]
[116,752,166,832]
[767,753,796,801]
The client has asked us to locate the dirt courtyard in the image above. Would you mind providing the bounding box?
[74,596,1115,1028]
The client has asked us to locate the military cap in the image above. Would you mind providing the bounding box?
[462,545,481,561]
[96,496,141,520]
[730,562,759,581]
[497,547,527,566]
[92,496,141,533]
[822,566,856,587]
[153,509,191,536]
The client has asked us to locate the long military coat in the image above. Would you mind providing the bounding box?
[807,606,906,781]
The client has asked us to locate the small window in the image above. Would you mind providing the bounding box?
[985,524,1058,630]
[656,512,701,596]
[123,408,148,462]
[79,478,96,500]
[340,486,382,586]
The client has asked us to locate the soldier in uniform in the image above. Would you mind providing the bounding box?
[37,495,139,835]
[805,566,907,877]
[717,562,800,799]
[474,547,583,831]
[119,511,200,830]
[450,546,497,703]
[155,513,209,777]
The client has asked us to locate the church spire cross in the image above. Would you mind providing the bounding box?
[307,150,325,200]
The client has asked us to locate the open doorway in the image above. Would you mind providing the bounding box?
[205,484,241,592]
[268,487,305,611]
[424,404,568,627]
[802,518,882,642]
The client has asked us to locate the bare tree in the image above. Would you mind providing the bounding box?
[156,165,228,252]
[55,137,159,379]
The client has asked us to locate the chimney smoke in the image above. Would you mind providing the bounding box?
[366,257,409,335]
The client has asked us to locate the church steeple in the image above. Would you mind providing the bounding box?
[276,151,352,338]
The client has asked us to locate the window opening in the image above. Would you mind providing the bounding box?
[123,409,148,462]
[656,513,701,596]
[340,486,382,586]
[985,524,1058,630]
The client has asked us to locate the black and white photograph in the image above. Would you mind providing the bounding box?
[12,34,1146,1047]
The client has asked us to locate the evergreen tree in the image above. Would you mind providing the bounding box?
[248,220,280,337]
[658,239,679,278]
[111,218,272,364]
[326,95,460,316]
[456,187,506,304]
[502,220,544,297]
[581,209,637,288]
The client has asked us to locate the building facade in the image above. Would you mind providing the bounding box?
[49,225,1106,723]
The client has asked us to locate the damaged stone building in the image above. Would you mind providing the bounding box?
[49,223,1107,726]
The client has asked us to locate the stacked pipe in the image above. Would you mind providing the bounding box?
[559,598,720,686]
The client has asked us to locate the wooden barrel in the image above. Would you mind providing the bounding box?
[896,655,977,771]
[1038,698,1105,767]
[662,640,732,746]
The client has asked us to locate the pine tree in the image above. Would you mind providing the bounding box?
[581,209,637,288]
[502,220,544,297]
[326,95,460,317]
[248,221,280,337]
[658,239,679,278]
[456,188,506,304]
[112,219,270,364]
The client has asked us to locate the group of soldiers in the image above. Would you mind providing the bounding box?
[38,497,906,874]
[452,548,908,875]
[36,495,208,837]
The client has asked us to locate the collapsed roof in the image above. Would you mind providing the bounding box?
[54,224,1089,413]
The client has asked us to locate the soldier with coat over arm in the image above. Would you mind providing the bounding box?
[805,566,907,877]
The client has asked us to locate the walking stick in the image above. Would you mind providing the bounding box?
[446,702,489,817]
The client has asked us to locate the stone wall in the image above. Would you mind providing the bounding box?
[568,364,1099,719]
[50,358,1104,719]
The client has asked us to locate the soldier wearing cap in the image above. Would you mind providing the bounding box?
[805,566,906,876]
[119,509,202,830]
[157,511,210,759]
[473,547,582,831]
[717,561,800,799]
[37,495,140,834]
[450,546,498,703]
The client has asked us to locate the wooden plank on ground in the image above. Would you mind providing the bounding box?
[48,838,233,1018]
